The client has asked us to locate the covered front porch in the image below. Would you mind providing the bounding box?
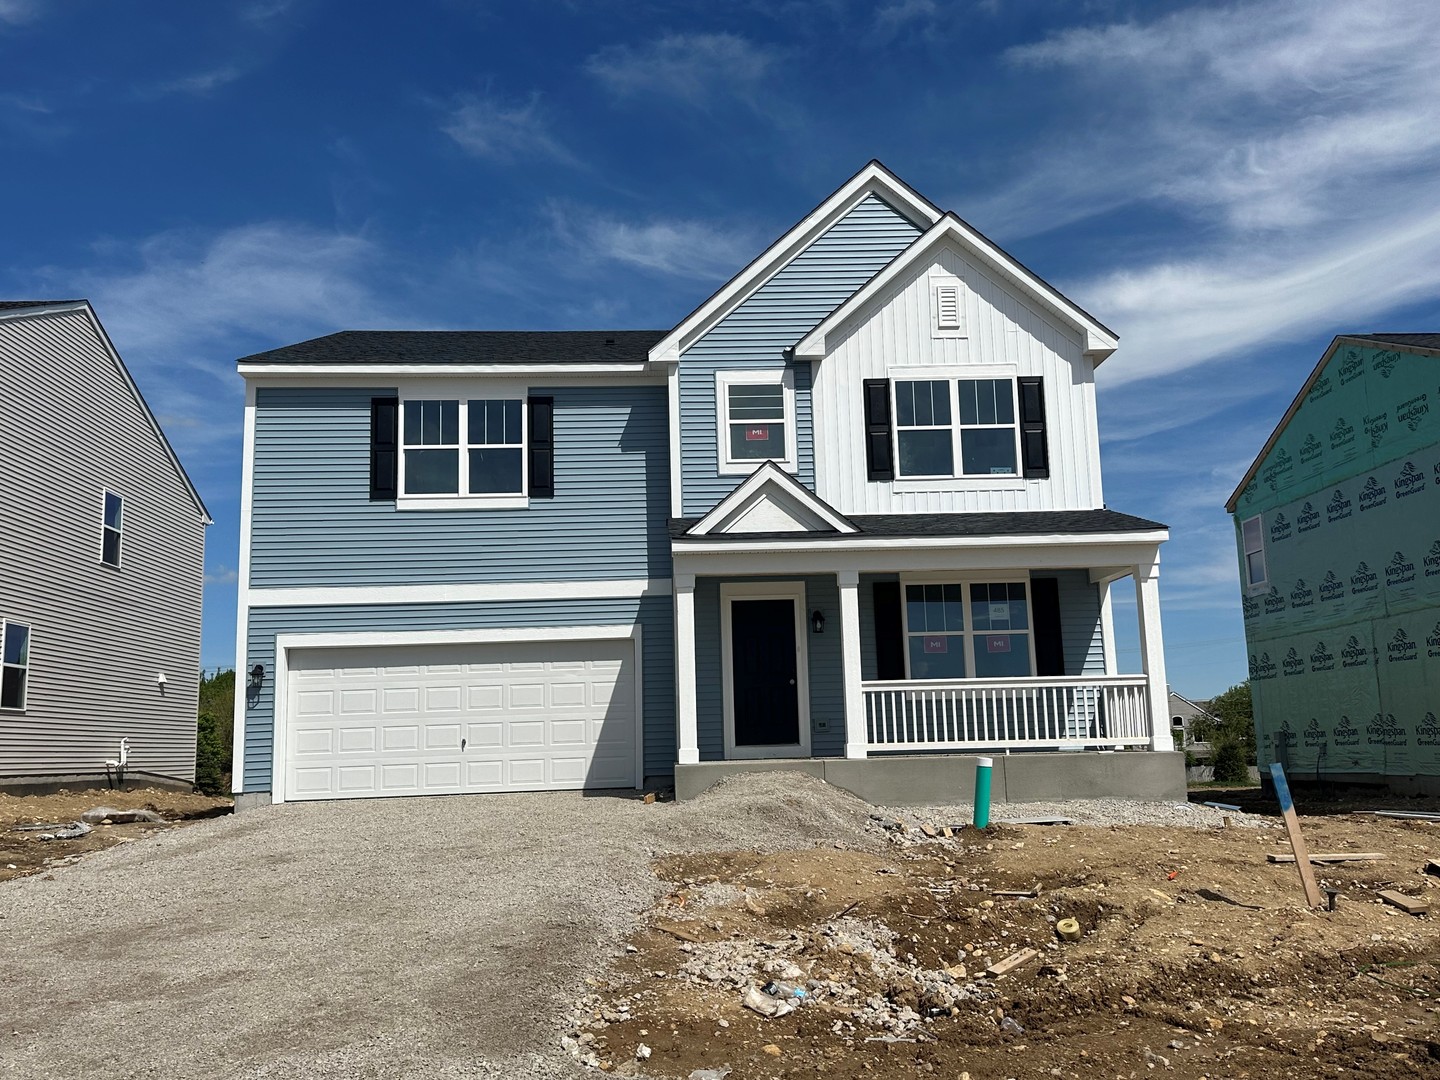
[670,492,1181,801]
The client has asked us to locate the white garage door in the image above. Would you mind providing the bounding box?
[283,637,637,800]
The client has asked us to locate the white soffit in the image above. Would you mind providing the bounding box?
[688,462,858,536]
[793,216,1120,363]
[648,162,942,364]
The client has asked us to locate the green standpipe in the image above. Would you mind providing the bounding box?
[973,756,993,829]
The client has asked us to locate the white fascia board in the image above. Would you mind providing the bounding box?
[237,362,659,379]
[793,217,1119,363]
[275,624,638,651]
[688,462,857,536]
[231,380,257,794]
[648,162,942,362]
[0,300,90,321]
[675,529,1169,557]
[248,577,672,608]
[673,535,1166,578]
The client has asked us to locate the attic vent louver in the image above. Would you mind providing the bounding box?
[935,284,961,330]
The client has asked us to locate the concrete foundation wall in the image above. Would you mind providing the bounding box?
[674,751,1188,804]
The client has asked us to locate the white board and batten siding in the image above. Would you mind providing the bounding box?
[275,632,642,802]
[811,242,1105,515]
[0,306,207,782]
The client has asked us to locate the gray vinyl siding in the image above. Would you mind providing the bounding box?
[241,595,674,792]
[250,384,670,587]
[693,576,845,761]
[0,309,206,782]
[679,193,922,517]
[1054,569,1106,675]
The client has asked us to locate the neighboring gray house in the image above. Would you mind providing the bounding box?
[0,301,210,789]
[233,162,1181,807]
[1167,688,1215,761]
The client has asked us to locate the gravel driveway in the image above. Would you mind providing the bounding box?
[0,775,885,1080]
[1,774,1232,1079]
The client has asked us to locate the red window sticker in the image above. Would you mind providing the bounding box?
[923,637,948,654]
[987,636,1012,653]
[745,426,770,441]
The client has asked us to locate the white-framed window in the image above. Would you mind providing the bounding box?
[399,392,527,505]
[902,577,1035,680]
[1,620,30,711]
[1241,514,1267,589]
[715,369,797,474]
[101,490,124,567]
[894,377,1019,479]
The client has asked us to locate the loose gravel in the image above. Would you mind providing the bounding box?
[0,772,1256,1079]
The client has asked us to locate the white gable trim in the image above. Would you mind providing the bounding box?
[648,162,941,364]
[793,215,1119,363]
[688,461,858,536]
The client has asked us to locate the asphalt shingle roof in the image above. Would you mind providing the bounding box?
[239,330,668,367]
[1348,333,1440,351]
[0,299,81,311]
[670,508,1167,541]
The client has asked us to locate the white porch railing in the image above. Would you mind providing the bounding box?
[862,675,1152,752]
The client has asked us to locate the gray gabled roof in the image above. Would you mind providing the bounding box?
[670,508,1166,541]
[239,329,667,367]
[0,299,82,312]
[1347,333,1440,352]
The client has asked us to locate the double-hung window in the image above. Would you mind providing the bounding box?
[904,580,1033,680]
[0,620,30,710]
[1241,515,1267,589]
[101,491,124,567]
[715,370,796,473]
[894,378,1019,478]
[400,396,525,501]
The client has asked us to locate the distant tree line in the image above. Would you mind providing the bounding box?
[196,669,234,797]
[1191,681,1254,783]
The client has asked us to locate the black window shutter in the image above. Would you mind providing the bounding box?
[369,397,398,501]
[872,581,906,681]
[863,378,894,481]
[528,396,554,498]
[1018,376,1049,479]
[1030,577,1065,676]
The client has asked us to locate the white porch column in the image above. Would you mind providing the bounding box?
[1133,559,1173,751]
[674,573,700,765]
[838,570,868,759]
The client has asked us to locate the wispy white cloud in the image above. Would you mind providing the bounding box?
[441,91,577,165]
[585,32,779,109]
[0,0,40,26]
[140,65,246,100]
[546,203,760,281]
[977,0,1440,388]
[204,566,239,586]
[873,0,939,36]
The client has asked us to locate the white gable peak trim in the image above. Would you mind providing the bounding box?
[687,461,858,536]
[648,161,941,364]
[793,214,1119,363]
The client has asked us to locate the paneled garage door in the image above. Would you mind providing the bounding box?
[283,638,637,800]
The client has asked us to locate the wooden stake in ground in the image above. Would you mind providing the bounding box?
[1270,762,1323,908]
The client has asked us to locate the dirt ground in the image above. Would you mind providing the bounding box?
[578,809,1440,1080]
[0,786,231,883]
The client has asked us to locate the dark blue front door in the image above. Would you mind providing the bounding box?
[730,598,799,747]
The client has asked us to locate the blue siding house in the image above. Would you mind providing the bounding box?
[233,163,1181,806]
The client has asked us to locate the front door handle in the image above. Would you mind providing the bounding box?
[789,678,796,686]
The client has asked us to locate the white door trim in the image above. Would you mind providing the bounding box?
[719,581,811,760]
[270,623,643,804]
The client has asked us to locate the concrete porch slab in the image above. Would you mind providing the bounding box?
[674,751,1187,805]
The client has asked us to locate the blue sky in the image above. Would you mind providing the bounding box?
[5,0,1440,697]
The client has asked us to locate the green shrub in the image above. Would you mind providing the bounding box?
[196,710,226,796]
[1212,741,1249,784]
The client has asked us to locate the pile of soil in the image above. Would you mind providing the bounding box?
[576,813,1440,1079]
[0,786,231,882]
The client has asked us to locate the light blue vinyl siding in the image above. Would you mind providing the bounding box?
[1054,569,1107,675]
[681,360,815,517]
[679,193,922,516]
[693,577,846,760]
[241,596,673,792]
[250,385,670,587]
